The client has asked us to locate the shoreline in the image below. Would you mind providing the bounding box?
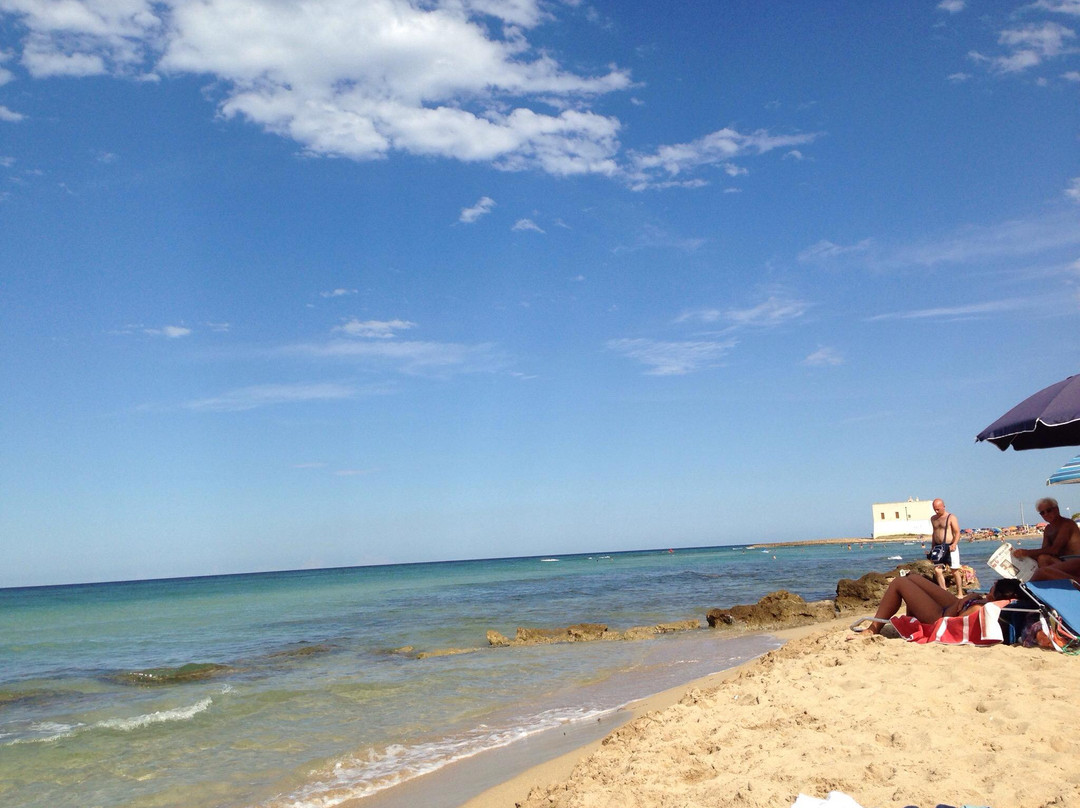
[456,620,837,808]
[351,546,1051,808]
[343,622,835,808]
[747,533,1040,549]
[462,619,1080,808]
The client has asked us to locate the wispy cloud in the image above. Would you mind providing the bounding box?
[333,319,416,338]
[606,338,738,376]
[283,338,507,376]
[968,12,1078,75]
[614,294,807,375]
[626,127,821,190]
[676,295,810,330]
[613,223,706,253]
[937,0,965,12]
[184,382,361,412]
[799,211,1080,271]
[459,196,495,223]
[1067,177,1080,202]
[798,239,874,263]
[0,105,25,122]
[865,299,1030,322]
[144,325,192,338]
[803,346,844,367]
[320,288,357,298]
[1029,1,1080,14]
[512,218,545,233]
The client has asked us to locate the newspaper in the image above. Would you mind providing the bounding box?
[987,543,1038,582]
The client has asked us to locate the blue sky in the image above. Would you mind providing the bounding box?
[2,1,1079,587]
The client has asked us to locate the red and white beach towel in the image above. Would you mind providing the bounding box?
[890,601,1008,646]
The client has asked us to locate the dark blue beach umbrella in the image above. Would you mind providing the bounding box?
[976,373,1080,450]
[1048,454,1080,486]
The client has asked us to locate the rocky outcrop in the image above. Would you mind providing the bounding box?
[706,590,836,631]
[486,619,701,647]
[415,647,481,659]
[477,562,983,652]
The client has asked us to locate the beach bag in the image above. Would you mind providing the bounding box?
[927,543,950,564]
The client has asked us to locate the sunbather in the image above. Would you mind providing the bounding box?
[854,575,1023,636]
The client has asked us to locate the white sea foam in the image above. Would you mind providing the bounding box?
[96,698,213,731]
[263,705,615,808]
[2,699,213,745]
[3,721,82,745]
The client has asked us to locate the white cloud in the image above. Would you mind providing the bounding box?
[512,217,544,233]
[185,382,359,412]
[797,238,874,263]
[285,338,507,375]
[890,213,1080,266]
[320,288,357,298]
[614,294,806,375]
[676,295,809,331]
[626,126,821,190]
[459,196,495,223]
[144,325,192,338]
[0,0,827,183]
[937,0,965,12]
[803,347,844,367]
[1030,1,1080,15]
[334,318,416,338]
[614,223,706,253]
[1067,176,1080,202]
[606,338,737,376]
[866,300,1028,322]
[159,0,629,173]
[1063,70,1080,80]
[0,104,24,122]
[722,296,810,329]
[989,22,1076,73]
[947,72,972,82]
[799,212,1080,274]
[1,0,631,175]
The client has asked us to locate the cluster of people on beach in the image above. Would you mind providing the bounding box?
[857,496,1080,637]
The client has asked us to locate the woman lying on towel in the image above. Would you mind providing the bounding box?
[854,575,1024,636]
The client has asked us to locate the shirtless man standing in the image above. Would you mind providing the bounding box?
[930,498,963,597]
[1021,497,1080,582]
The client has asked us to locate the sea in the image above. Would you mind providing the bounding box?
[0,540,1010,808]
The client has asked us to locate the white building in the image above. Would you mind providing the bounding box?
[872,498,934,539]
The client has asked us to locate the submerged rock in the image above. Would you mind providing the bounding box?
[486,620,701,647]
[415,647,480,659]
[114,662,232,686]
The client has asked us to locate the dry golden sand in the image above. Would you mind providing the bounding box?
[464,620,1080,808]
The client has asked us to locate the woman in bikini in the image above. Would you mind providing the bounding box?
[855,574,1023,636]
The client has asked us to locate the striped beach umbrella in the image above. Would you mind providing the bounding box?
[1048,454,1080,486]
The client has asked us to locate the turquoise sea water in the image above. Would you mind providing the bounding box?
[0,541,1007,808]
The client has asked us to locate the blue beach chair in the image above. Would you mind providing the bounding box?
[1018,579,1080,653]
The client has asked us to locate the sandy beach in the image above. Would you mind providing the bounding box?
[462,619,1080,808]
